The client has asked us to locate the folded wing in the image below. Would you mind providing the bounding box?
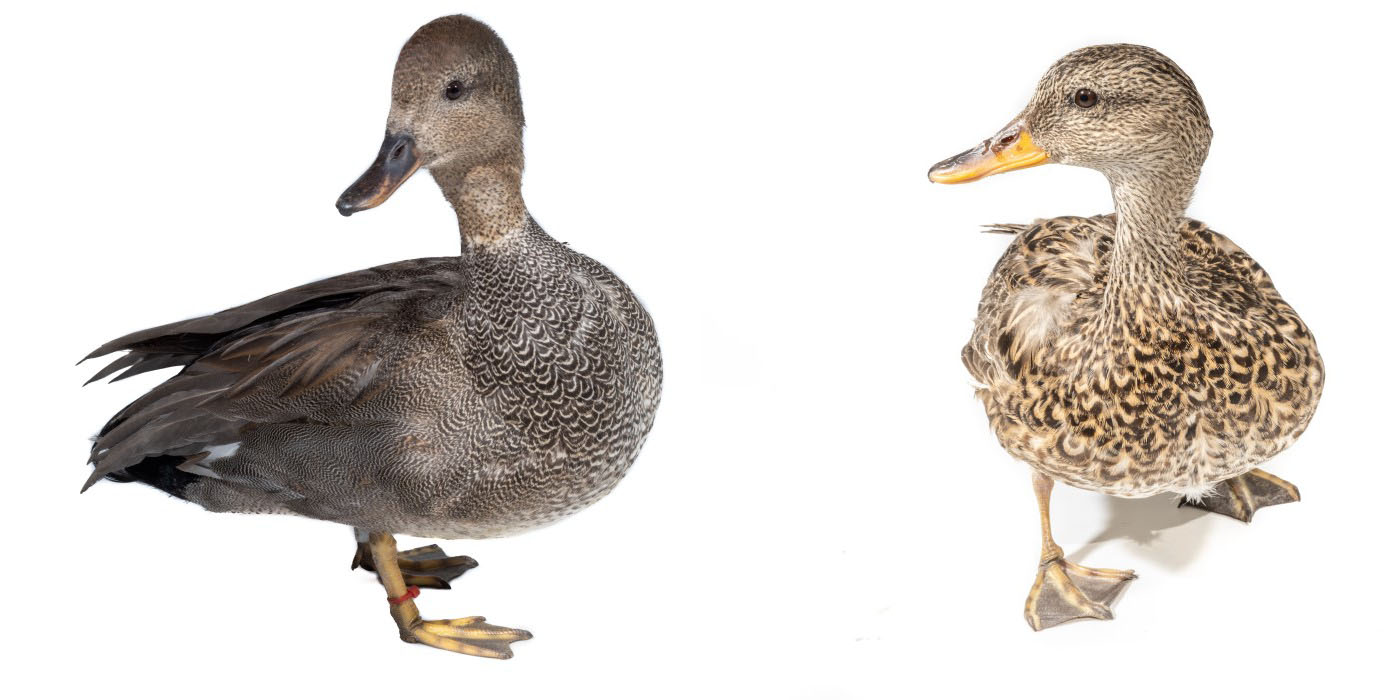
[83,257,463,491]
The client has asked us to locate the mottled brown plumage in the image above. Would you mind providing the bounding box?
[964,214,1321,496]
[930,44,1322,629]
[82,15,661,656]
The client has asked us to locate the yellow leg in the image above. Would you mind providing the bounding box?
[1024,472,1136,631]
[352,535,477,589]
[367,532,532,658]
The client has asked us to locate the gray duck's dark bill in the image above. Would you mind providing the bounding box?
[337,132,421,216]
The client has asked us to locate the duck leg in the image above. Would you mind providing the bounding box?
[351,528,477,589]
[1178,469,1299,523]
[1024,472,1136,631]
[367,531,532,658]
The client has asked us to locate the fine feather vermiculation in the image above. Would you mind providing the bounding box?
[964,215,1322,497]
[86,230,661,539]
[82,16,663,541]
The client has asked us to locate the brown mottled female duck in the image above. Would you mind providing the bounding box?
[82,15,662,657]
[928,45,1323,630]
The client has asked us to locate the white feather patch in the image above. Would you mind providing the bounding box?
[1006,287,1076,350]
[204,442,242,461]
[178,463,222,479]
[1175,483,1218,503]
[1074,234,1098,264]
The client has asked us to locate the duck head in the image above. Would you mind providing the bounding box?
[929,44,1212,210]
[337,15,524,216]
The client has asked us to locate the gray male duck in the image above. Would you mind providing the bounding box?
[82,15,662,657]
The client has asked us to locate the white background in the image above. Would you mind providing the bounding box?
[3,1,1395,697]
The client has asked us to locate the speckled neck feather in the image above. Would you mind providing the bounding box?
[1102,172,1195,319]
[431,158,527,250]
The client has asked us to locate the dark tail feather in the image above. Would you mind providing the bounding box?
[107,455,201,499]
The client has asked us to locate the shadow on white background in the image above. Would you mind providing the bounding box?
[1068,494,1211,571]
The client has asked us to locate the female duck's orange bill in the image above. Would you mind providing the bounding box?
[928,120,1048,184]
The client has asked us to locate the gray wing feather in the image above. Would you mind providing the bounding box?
[81,257,460,380]
[82,257,463,491]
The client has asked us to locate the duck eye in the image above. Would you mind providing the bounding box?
[1074,88,1098,109]
[444,80,465,101]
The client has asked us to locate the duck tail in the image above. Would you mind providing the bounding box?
[983,223,1029,236]
[103,455,201,499]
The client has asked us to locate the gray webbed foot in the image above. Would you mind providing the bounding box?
[352,542,478,589]
[1179,469,1300,523]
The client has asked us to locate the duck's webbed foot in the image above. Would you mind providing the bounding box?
[1179,469,1300,523]
[401,616,534,659]
[366,531,531,659]
[1025,556,1136,631]
[352,542,478,589]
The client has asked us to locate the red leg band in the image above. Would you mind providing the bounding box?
[388,586,421,605]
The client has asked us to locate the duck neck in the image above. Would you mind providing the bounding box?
[1102,172,1194,321]
[431,155,529,254]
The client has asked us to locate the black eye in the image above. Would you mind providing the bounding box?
[444,80,465,101]
[1074,88,1098,108]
